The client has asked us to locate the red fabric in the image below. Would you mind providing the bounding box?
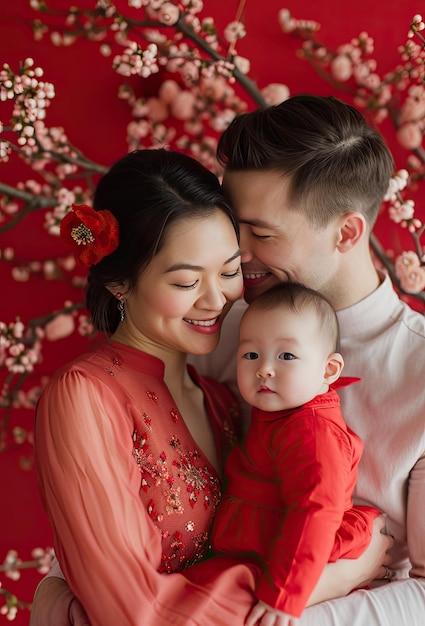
[211,378,380,617]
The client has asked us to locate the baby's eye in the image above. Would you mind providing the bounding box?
[278,352,295,360]
[242,352,259,360]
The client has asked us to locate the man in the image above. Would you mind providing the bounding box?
[194,94,425,624]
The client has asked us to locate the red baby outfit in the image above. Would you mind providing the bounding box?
[211,377,380,617]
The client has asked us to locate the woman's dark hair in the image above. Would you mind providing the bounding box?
[217,94,394,228]
[86,149,239,334]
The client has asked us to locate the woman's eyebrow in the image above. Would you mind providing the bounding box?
[165,250,241,273]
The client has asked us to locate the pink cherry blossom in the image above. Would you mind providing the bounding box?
[146,97,169,122]
[399,86,425,123]
[199,76,228,100]
[171,91,196,120]
[388,199,415,223]
[261,83,290,106]
[397,122,423,149]
[158,79,181,104]
[384,169,409,201]
[395,251,425,293]
[233,55,250,75]
[223,21,246,44]
[330,55,353,81]
[45,314,75,341]
[157,3,180,26]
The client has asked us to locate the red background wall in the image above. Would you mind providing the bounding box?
[0,1,422,623]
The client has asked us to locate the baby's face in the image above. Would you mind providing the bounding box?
[237,306,332,412]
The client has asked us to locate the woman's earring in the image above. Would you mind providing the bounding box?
[116,293,125,322]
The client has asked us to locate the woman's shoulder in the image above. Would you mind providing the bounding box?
[44,338,129,395]
[52,340,113,372]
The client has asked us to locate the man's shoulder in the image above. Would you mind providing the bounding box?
[396,298,425,338]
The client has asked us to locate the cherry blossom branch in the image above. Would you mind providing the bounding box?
[174,15,268,109]
[370,232,425,303]
[0,588,32,622]
[0,547,54,620]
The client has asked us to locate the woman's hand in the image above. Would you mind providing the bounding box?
[344,513,395,588]
[307,514,394,607]
[30,577,90,626]
[245,600,299,626]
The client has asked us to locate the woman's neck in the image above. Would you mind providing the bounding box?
[111,324,192,396]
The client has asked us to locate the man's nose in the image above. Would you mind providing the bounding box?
[239,225,253,262]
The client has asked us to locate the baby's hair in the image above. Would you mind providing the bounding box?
[245,282,340,352]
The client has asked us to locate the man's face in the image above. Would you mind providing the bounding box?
[223,170,342,303]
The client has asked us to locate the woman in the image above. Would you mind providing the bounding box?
[31,149,393,626]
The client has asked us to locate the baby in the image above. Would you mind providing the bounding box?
[211,281,380,626]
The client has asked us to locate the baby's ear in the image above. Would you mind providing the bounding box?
[324,352,344,385]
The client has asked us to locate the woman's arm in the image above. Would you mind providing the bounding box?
[35,372,168,625]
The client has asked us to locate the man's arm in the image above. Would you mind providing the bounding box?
[407,455,425,578]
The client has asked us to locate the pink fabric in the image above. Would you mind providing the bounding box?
[35,339,258,626]
[211,379,379,617]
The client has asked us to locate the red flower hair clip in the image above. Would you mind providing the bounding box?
[60,203,119,268]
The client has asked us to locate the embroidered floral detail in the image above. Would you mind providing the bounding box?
[104,352,123,377]
[159,531,186,573]
[222,417,238,446]
[146,390,158,402]
[192,531,209,559]
[131,427,220,574]
[147,498,163,523]
[132,431,151,491]
[163,486,183,515]
[170,408,179,423]
[169,435,180,449]
[143,412,152,430]
[173,448,220,510]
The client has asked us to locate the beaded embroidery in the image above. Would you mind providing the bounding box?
[132,426,221,572]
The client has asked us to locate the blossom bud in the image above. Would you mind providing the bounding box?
[330,55,352,81]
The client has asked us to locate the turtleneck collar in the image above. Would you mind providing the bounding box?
[337,272,402,339]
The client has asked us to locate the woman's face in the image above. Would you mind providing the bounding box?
[122,210,243,357]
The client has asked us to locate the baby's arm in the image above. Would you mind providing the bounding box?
[245,600,299,626]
